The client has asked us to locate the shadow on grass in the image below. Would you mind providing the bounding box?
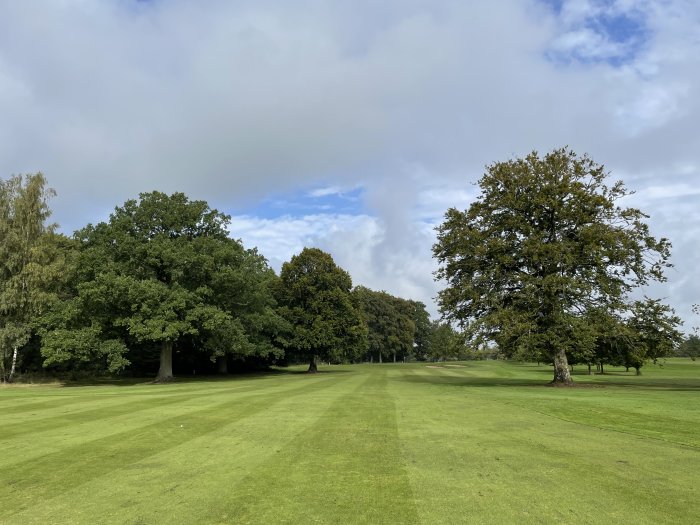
[398,369,700,391]
[398,374,545,388]
[53,367,352,388]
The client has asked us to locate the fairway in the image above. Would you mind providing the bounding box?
[1,361,699,524]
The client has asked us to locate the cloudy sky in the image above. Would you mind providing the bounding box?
[1,0,698,327]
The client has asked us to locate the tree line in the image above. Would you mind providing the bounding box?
[2,148,693,385]
[0,174,456,383]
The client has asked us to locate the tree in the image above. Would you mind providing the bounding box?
[678,334,700,361]
[0,174,67,382]
[680,305,700,360]
[433,148,672,384]
[204,243,288,373]
[625,298,682,374]
[276,248,367,372]
[409,300,432,360]
[43,192,237,381]
[427,321,461,361]
[589,312,635,374]
[354,287,415,363]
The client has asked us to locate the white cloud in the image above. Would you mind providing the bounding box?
[307,186,344,198]
[230,212,439,312]
[0,0,699,326]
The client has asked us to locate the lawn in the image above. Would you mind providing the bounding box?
[1,360,698,524]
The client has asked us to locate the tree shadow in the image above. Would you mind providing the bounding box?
[397,374,546,388]
[397,367,700,391]
[54,366,356,387]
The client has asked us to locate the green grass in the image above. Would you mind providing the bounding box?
[1,360,699,524]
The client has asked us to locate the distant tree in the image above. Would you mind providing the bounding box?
[276,248,367,372]
[683,304,700,361]
[625,298,682,374]
[434,148,672,384]
[427,321,460,361]
[678,334,700,361]
[409,300,432,360]
[354,287,415,363]
[0,174,68,382]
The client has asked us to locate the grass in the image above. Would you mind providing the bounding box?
[1,360,699,524]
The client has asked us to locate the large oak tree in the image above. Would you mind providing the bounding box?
[44,192,249,381]
[433,148,672,384]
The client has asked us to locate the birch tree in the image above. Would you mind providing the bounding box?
[0,174,64,382]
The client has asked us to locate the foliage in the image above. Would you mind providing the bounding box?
[678,334,700,360]
[0,174,69,382]
[409,300,431,360]
[276,248,367,370]
[41,191,279,380]
[624,298,683,373]
[433,148,672,383]
[426,321,462,361]
[353,286,416,363]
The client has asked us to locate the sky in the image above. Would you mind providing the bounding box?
[1,0,699,328]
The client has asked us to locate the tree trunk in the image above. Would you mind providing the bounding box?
[635,367,641,376]
[551,348,573,384]
[379,352,382,364]
[308,356,318,373]
[8,346,19,383]
[393,352,396,363]
[216,355,228,374]
[600,362,604,375]
[155,341,174,382]
[587,363,592,375]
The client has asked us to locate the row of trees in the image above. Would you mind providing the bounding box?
[3,148,691,385]
[1,174,446,382]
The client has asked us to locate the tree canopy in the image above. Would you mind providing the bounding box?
[354,286,416,363]
[40,192,283,381]
[0,174,68,382]
[433,148,674,383]
[276,248,367,372]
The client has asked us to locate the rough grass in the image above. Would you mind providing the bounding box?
[1,360,699,524]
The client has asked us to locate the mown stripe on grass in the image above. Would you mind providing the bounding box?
[498,397,700,449]
[0,374,357,468]
[0,394,117,415]
[0,381,245,415]
[8,372,370,525]
[0,373,351,519]
[391,365,700,524]
[219,368,420,525]
[0,380,298,440]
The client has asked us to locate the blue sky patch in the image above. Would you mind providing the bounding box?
[539,0,649,67]
[230,185,366,220]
